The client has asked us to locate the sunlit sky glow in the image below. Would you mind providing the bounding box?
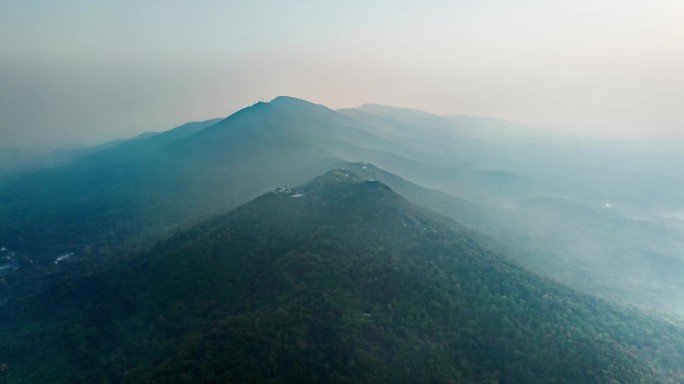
[1,0,683,146]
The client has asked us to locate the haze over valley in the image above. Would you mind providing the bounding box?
[1,1,684,382]
[0,96,683,382]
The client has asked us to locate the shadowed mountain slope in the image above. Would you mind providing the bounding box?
[0,98,389,260]
[1,170,682,383]
[2,96,684,315]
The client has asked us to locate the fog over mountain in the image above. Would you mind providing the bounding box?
[2,1,684,147]
[1,95,683,381]
[2,2,684,382]
[2,168,683,383]
[2,96,683,314]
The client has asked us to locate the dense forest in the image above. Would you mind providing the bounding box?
[2,97,682,314]
[1,170,682,383]
[5,1,684,382]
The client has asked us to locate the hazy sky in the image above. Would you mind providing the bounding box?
[1,0,683,147]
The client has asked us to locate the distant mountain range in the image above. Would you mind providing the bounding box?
[1,169,682,383]
[1,95,683,315]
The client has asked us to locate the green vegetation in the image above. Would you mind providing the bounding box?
[1,170,682,383]
[2,96,683,315]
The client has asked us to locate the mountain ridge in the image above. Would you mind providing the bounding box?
[2,168,682,383]
[2,95,684,316]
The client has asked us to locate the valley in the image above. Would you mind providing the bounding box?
[0,97,683,382]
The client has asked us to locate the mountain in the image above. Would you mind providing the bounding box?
[0,96,521,260]
[2,95,684,315]
[0,99,352,259]
[1,169,682,383]
[340,103,684,314]
[0,119,222,176]
[0,97,542,261]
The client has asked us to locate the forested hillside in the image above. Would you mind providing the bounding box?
[1,170,682,383]
[2,95,683,314]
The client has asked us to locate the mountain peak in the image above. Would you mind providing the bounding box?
[256,168,401,221]
[268,95,323,108]
[265,96,341,116]
[270,95,309,103]
[300,168,392,197]
[222,95,337,123]
[309,168,366,185]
